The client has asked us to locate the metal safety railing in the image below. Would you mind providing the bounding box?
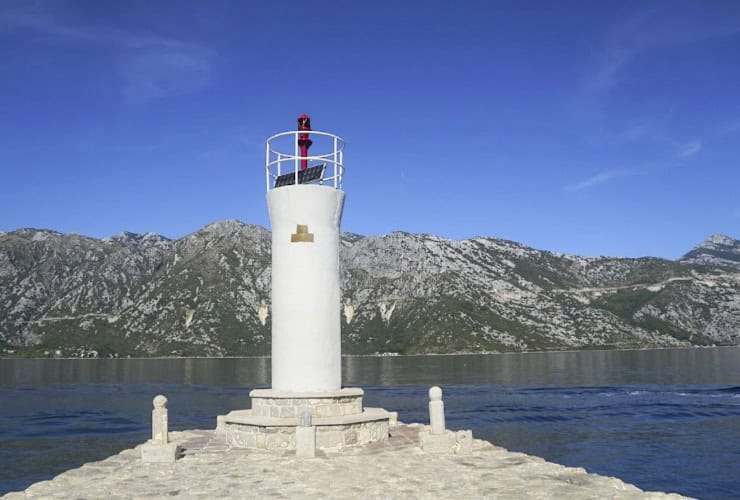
[265,130,345,192]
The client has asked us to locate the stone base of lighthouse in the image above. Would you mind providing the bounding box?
[217,388,395,451]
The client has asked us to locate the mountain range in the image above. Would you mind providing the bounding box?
[1,221,738,357]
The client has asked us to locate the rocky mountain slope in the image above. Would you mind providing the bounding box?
[678,234,740,270]
[1,221,738,357]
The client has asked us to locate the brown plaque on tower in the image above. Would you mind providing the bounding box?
[291,224,314,243]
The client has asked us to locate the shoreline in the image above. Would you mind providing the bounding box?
[1,424,689,499]
[0,344,733,361]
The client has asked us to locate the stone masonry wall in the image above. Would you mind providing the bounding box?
[251,395,363,418]
[224,420,389,451]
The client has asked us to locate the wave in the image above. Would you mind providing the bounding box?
[513,385,740,399]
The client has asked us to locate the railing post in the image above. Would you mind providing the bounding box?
[339,150,343,189]
[294,132,299,184]
[333,136,338,188]
[265,142,270,192]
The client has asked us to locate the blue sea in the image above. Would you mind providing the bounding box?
[1,347,739,498]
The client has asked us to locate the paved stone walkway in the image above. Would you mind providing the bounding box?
[2,424,690,499]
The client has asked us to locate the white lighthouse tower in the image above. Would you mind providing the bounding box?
[266,117,345,392]
[219,116,393,451]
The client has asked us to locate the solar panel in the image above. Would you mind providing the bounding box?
[274,164,326,188]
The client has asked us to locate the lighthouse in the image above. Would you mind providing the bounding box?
[267,115,345,392]
[218,116,393,451]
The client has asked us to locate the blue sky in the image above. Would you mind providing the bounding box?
[1,0,738,259]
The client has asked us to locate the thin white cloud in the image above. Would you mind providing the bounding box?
[675,140,701,158]
[587,6,740,94]
[119,47,212,104]
[1,7,180,49]
[617,120,702,158]
[618,121,662,142]
[719,120,740,136]
[586,10,657,94]
[564,169,631,192]
[0,3,213,103]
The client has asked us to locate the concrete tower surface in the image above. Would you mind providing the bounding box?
[268,184,345,391]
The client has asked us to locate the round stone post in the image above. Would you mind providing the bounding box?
[142,394,179,463]
[429,386,445,435]
[152,395,168,444]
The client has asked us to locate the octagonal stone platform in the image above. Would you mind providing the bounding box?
[217,388,394,451]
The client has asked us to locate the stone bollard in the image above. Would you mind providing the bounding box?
[429,386,445,435]
[295,410,316,458]
[455,430,473,455]
[152,394,168,444]
[420,386,473,454]
[141,395,180,463]
[215,414,226,433]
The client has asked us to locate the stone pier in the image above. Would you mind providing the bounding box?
[3,424,689,499]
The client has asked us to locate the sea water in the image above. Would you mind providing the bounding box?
[1,347,738,498]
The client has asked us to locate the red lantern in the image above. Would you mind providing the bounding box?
[297,114,312,170]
